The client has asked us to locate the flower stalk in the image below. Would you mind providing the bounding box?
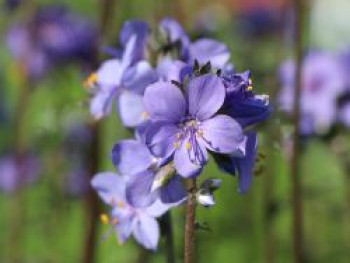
[291,0,305,262]
[184,178,197,263]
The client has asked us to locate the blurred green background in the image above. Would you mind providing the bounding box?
[1,0,350,262]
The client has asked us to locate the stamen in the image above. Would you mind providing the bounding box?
[117,201,124,208]
[247,85,253,91]
[84,73,98,89]
[173,141,179,149]
[141,111,149,120]
[100,213,110,224]
[111,217,119,225]
[185,142,192,150]
[176,133,181,139]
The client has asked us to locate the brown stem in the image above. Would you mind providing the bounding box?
[81,1,116,263]
[183,179,197,263]
[291,0,304,262]
[82,122,101,263]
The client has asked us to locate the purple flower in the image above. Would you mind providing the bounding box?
[279,51,346,135]
[7,5,97,79]
[221,70,271,127]
[91,172,170,250]
[112,139,186,207]
[143,74,246,178]
[86,21,157,124]
[159,18,231,68]
[0,154,39,193]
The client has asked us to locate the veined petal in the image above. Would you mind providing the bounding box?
[125,170,158,208]
[133,214,160,251]
[174,138,203,178]
[144,81,186,123]
[145,199,172,218]
[146,122,180,158]
[118,92,145,128]
[187,74,225,120]
[189,39,230,68]
[200,115,245,154]
[112,140,154,175]
[91,172,126,204]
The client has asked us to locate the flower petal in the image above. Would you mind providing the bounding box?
[122,61,158,94]
[91,172,126,204]
[133,214,160,251]
[189,39,230,68]
[125,170,158,208]
[118,92,145,128]
[90,90,117,120]
[112,140,153,175]
[200,115,245,154]
[160,175,186,204]
[187,74,225,120]
[145,199,171,218]
[96,59,123,89]
[234,132,257,194]
[146,122,180,158]
[144,81,186,123]
[174,138,204,178]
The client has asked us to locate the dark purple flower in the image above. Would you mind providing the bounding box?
[112,139,186,207]
[279,51,346,135]
[143,74,245,178]
[91,172,170,250]
[221,70,271,127]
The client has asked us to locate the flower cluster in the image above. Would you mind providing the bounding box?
[89,18,271,250]
[279,51,350,135]
[6,5,97,79]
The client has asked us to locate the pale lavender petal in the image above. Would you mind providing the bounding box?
[114,215,133,244]
[91,172,126,204]
[112,140,153,175]
[122,61,158,94]
[118,92,145,128]
[174,138,203,178]
[144,81,186,123]
[187,74,225,120]
[90,89,117,120]
[146,122,180,158]
[133,214,160,251]
[96,59,123,89]
[145,199,171,217]
[157,58,187,82]
[189,39,230,68]
[125,170,158,208]
[200,115,245,153]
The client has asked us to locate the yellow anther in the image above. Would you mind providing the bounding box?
[185,142,192,150]
[173,142,179,149]
[117,201,124,208]
[100,213,110,224]
[196,130,203,137]
[141,111,149,120]
[84,73,98,89]
[247,85,253,91]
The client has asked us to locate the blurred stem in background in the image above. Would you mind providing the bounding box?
[291,0,305,262]
[82,1,116,263]
[184,179,197,263]
[8,69,32,263]
[160,212,175,263]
